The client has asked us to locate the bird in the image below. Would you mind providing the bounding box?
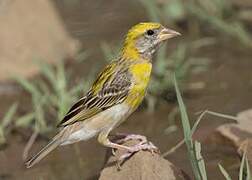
[25,22,180,168]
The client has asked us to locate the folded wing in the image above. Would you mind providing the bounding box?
[57,62,131,127]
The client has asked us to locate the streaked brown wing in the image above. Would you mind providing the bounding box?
[57,62,131,127]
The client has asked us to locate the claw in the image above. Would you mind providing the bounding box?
[116,150,136,169]
[147,141,159,154]
[111,148,116,156]
[119,151,134,161]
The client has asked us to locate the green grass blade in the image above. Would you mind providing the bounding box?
[15,113,35,127]
[15,76,41,98]
[192,110,238,135]
[246,157,251,180]
[187,4,252,48]
[173,75,192,142]
[218,164,232,180]
[240,152,247,180]
[1,103,18,128]
[0,103,18,144]
[173,75,201,180]
[33,95,48,133]
[194,141,208,180]
[75,51,90,63]
[35,60,56,88]
[56,60,67,92]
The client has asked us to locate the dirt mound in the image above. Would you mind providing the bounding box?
[99,139,190,180]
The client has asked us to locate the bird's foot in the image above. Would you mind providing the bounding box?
[118,141,158,160]
[116,134,148,144]
[114,139,159,169]
[110,133,159,169]
[111,133,148,156]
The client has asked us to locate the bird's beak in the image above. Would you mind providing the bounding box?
[158,28,181,42]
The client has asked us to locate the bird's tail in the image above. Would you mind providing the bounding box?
[25,133,63,168]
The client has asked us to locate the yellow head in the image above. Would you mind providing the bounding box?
[122,22,180,60]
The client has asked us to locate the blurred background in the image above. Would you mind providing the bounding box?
[0,0,252,179]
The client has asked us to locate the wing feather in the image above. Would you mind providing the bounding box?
[57,61,131,127]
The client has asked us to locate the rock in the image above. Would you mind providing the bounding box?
[0,0,80,82]
[209,109,252,149]
[237,139,252,172]
[99,139,190,180]
[207,109,252,172]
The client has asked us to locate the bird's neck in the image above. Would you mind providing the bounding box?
[122,42,152,61]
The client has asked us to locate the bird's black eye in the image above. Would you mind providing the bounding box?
[146,29,154,36]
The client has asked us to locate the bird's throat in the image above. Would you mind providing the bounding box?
[122,43,141,60]
[122,46,155,61]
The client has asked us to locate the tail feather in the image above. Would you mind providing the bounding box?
[25,134,62,168]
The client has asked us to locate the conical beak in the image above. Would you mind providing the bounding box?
[158,28,181,42]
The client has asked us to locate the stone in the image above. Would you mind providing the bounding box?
[99,139,190,180]
[237,139,252,172]
[0,0,80,82]
[209,109,252,149]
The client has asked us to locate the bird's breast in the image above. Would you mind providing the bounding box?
[126,62,152,108]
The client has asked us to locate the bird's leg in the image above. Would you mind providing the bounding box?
[99,130,158,166]
[98,130,132,152]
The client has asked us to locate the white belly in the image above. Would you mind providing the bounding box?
[61,103,131,145]
[106,103,131,121]
[61,128,97,145]
[89,103,132,129]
